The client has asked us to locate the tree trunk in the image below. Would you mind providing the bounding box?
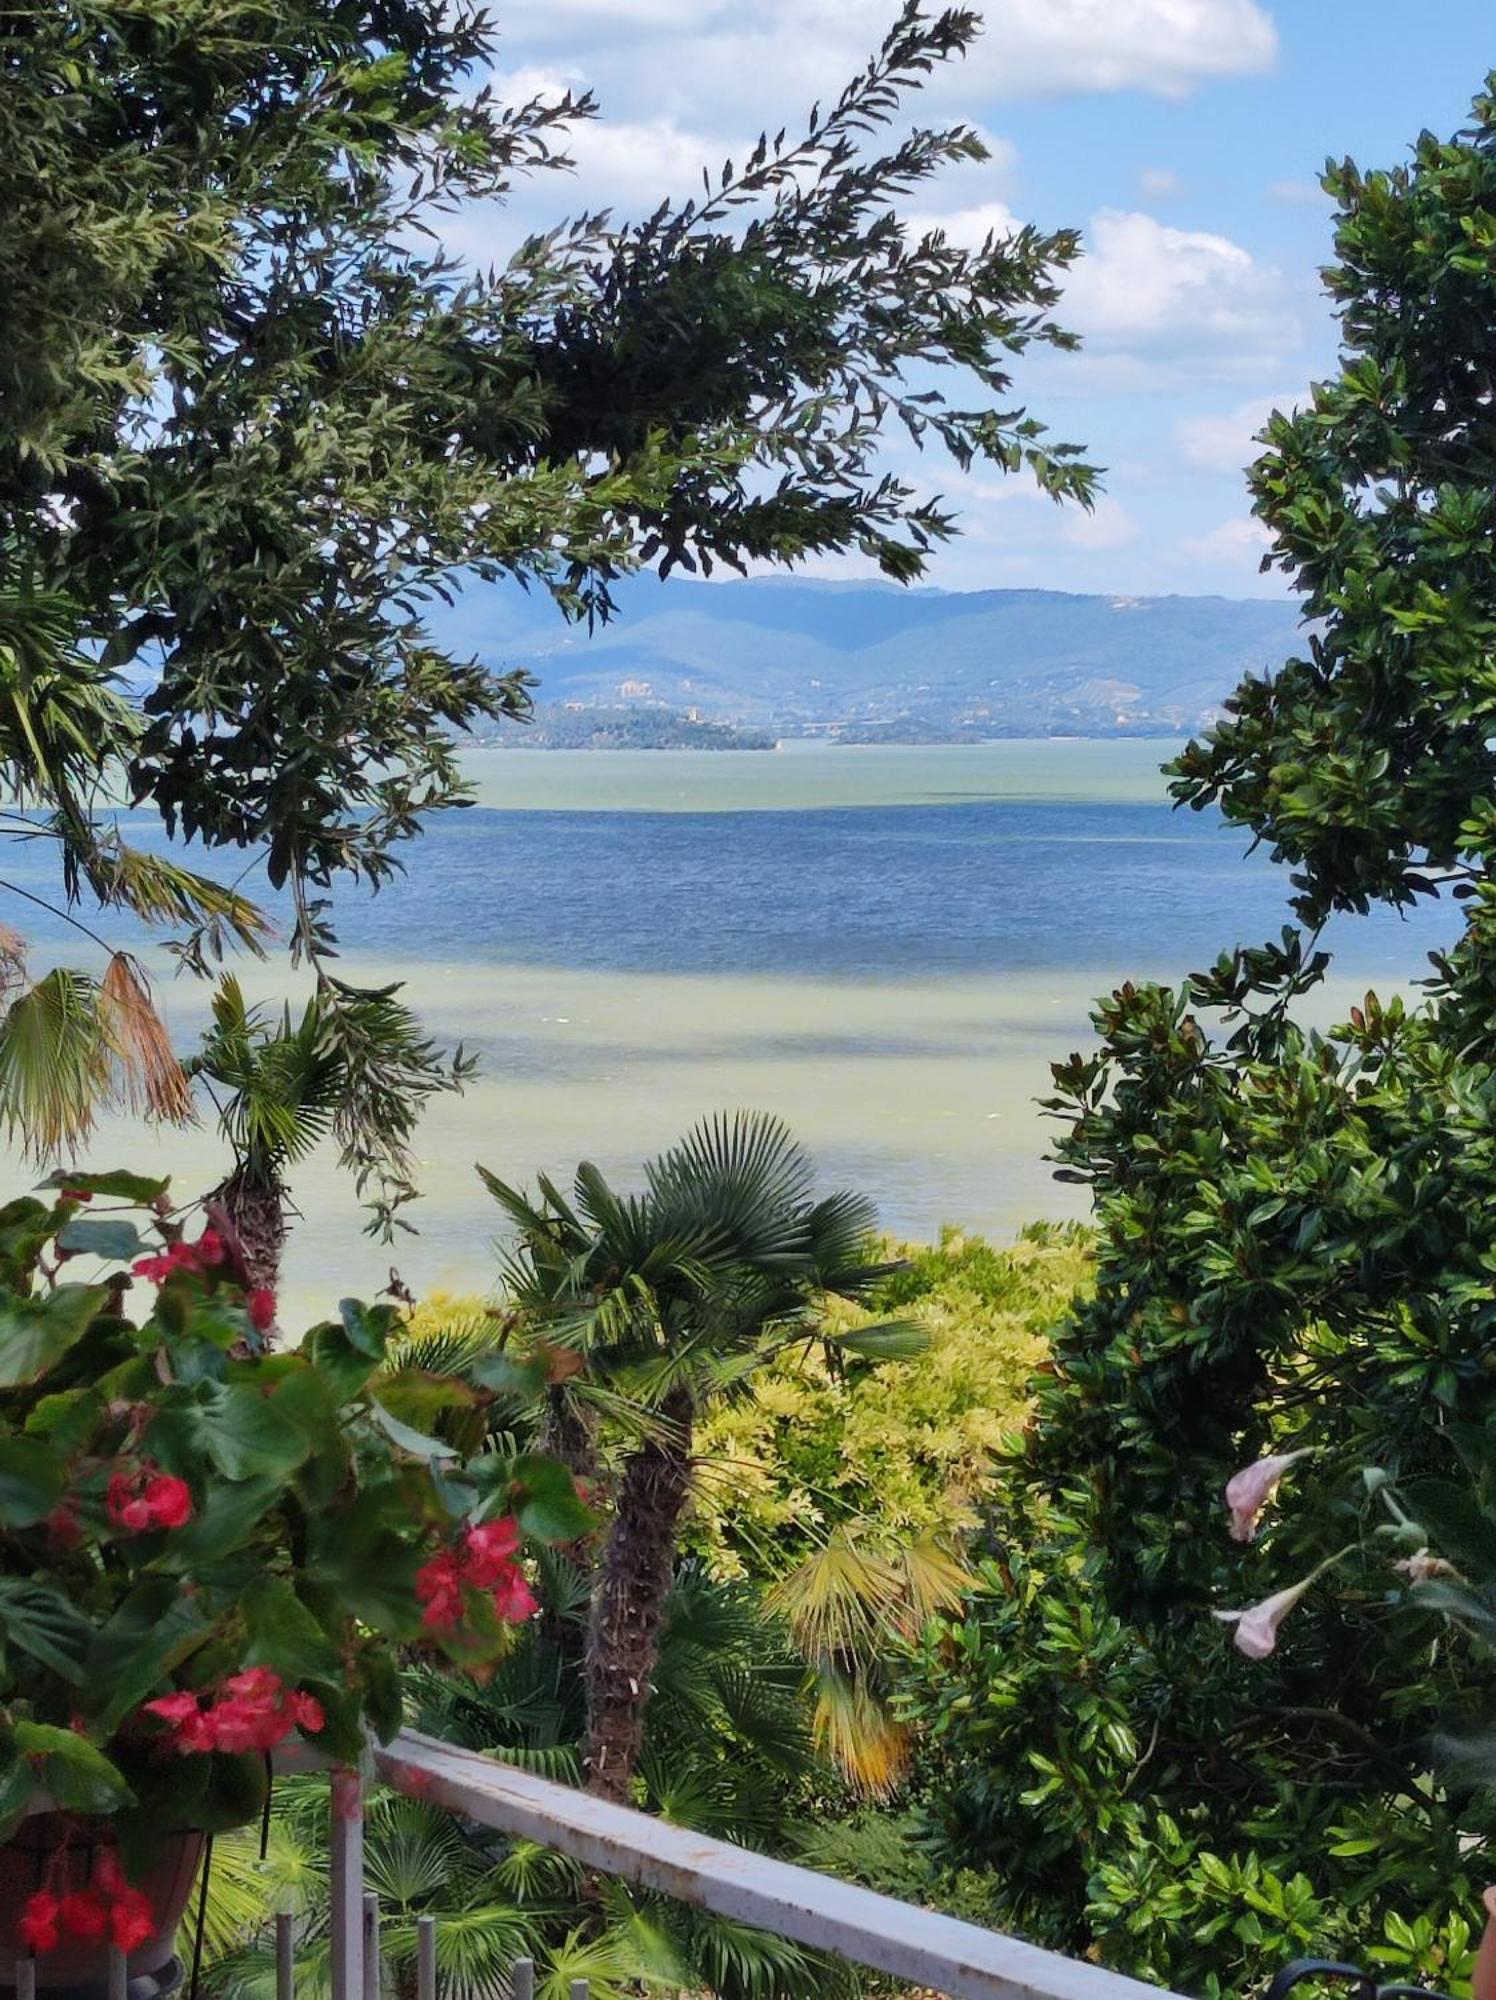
[582,1387,693,1802]
[208,1161,286,1301]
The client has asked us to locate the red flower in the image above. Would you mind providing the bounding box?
[462,1516,521,1586]
[18,1890,60,1953]
[130,1233,222,1286]
[417,1519,537,1633]
[108,1463,194,1533]
[59,1187,93,1203]
[45,1500,81,1550]
[57,1891,108,1944]
[144,1670,324,1756]
[415,1548,465,1629]
[108,1888,155,1953]
[246,1288,276,1333]
[287,1690,325,1734]
[490,1566,539,1624]
[142,1473,192,1529]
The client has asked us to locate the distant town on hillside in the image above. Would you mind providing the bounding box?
[433,577,1303,747]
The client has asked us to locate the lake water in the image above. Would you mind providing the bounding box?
[28,741,1456,1323]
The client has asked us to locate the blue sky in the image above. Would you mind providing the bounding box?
[473,1,1496,599]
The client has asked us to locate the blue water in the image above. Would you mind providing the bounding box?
[329,798,1452,986]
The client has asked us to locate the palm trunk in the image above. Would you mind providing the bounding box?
[208,1161,286,1299]
[582,1386,693,1802]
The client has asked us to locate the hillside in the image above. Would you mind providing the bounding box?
[432,576,1303,740]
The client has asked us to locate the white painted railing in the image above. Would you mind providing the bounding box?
[306,1728,1187,2000]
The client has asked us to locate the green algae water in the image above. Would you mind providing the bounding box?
[45,741,1453,1322]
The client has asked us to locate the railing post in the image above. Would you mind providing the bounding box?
[276,1910,295,2000]
[511,1959,534,2000]
[329,1767,365,2000]
[416,1916,437,2000]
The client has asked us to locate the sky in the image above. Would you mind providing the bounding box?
[462,1,1496,600]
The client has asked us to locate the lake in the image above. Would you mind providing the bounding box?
[34,741,1455,1322]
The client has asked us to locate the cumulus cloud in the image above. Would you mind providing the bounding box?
[1060,209,1298,367]
[1175,394,1292,472]
[490,0,1278,130]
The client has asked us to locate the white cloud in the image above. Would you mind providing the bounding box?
[490,0,1277,129]
[1064,497,1142,549]
[1061,209,1297,365]
[1181,515,1273,566]
[1174,394,1291,472]
[1139,167,1185,199]
[906,199,1022,252]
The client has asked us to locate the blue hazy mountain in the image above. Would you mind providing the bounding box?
[432,575,1302,739]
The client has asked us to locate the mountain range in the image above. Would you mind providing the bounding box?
[432,576,1303,741]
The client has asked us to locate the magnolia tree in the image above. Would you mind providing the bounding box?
[902,75,1496,1998]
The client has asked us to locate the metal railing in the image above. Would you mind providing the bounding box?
[311,1728,1187,2000]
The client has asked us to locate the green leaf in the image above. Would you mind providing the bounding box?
[339,1297,394,1360]
[0,1578,93,1681]
[366,1397,458,1461]
[151,1379,317,1481]
[827,1319,930,1361]
[0,1283,104,1386]
[85,1579,210,1736]
[240,1575,341,1682]
[0,1430,63,1525]
[501,1452,597,1543]
[13,1722,133,1813]
[158,1474,282,1571]
[469,1350,551,1400]
[40,1170,169,1202]
[56,1216,144,1261]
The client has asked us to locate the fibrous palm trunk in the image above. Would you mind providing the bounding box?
[208,1160,286,1300]
[582,1386,693,1802]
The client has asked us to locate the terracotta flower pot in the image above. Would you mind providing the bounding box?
[0,1816,204,1997]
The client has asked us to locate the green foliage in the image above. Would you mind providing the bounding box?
[0,0,1094,1224]
[0,1172,579,1857]
[904,76,1496,1998]
[692,1224,1089,1573]
[206,1570,856,2000]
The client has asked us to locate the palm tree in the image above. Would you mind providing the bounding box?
[0,564,265,1160]
[480,1113,922,1804]
[201,1568,855,2000]
[185,978,345,1297]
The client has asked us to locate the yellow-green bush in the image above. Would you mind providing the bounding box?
[689,1223,1093,1579]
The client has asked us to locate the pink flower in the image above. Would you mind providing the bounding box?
[246,1288,276,1333]
[1215,1576,1317,1660]
[195,1229,226,1266]
[1224,1448,1312,1543]
[1395,1548,1461,1583]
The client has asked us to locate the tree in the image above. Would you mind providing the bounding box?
[1,1,1094,1232]
[905,78,1496,1998]
[481,1113,921,1803]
